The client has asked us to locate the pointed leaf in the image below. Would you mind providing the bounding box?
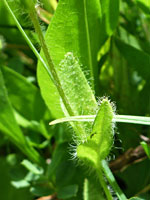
[57,52,97,136]
[90,98,114,159]
[37,0,102,119]
[77,99,114,167]
[39,52,98,137]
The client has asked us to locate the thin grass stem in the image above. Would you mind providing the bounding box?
[3,0,53,81]
[97,168,113,200]
[101,160,127,200]
[49,115,150,126]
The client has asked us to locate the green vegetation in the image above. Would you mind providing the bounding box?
[0,0,150,199]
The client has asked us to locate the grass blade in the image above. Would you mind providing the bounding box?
[49,114,150,126]
[3,0,53,81]
[102,160,127,200]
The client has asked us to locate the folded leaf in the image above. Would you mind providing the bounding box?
[77,98,114,167]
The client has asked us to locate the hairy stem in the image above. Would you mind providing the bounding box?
[4,0,86,136]
[28,1,72,113]
[27,0,86,136]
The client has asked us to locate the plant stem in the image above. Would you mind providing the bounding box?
[28,1,71,113]
[4,0,75,119]
[102,160,127,200]
[4,0,86,137]
[3,0,53,81]
[28,0,86,136]
[49,114,150,126]
[97,168,113,200]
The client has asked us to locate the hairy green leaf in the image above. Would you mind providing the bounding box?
[57,52,97,136]
[77,98,114,167]
[37,0,102,120]
[39,52,98,137]
[39,0,101,84]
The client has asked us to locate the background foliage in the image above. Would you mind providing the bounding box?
[0,0,150,199]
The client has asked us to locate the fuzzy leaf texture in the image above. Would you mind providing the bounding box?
[57,52,97,137]
[38,0,102,88]
[37,0,102,119]
[37,0,119,119]
[77,99,114,168]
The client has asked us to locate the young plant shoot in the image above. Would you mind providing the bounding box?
[1,0,150,199]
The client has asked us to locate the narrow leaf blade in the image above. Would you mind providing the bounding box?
[1,66,46,121]
[0,67,42,164]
